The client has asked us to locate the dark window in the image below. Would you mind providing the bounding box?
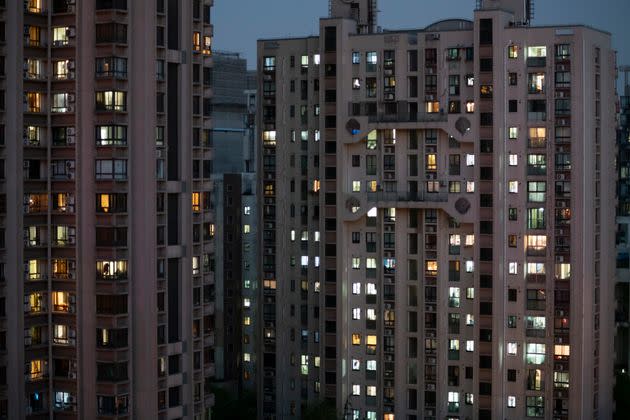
[95,23,127,44]
[325,26,337,52]
[479,19,493,45]
[509,100,518,112]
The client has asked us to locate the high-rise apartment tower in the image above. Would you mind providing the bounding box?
[257,0,616,418]
[0,0,215,418]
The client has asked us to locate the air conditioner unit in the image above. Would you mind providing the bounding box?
[68,372,77,379]
[67,127,76,136]
[68,94,75,103]
[557,173,565,180]
[67,60,75,70]
[67,27,76,38]
[67,4,75,13]
[67,135,75,144]
[67,105,75,113]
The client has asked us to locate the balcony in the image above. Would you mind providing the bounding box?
[367,190,448,204]
[368,111,447,124]
[527,57,546,67]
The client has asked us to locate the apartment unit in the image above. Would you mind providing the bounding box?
[0,0,215,418]
[210,51,259,400]
[257,0,616,419]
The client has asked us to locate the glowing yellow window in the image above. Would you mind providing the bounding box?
[508,45,519,58]
[313,179,321,192]
[29,293,45,313]
[526,235,547,251]
[243,316,251,326]
[366,335,377,346]
[426,261,438,274]
[27,0,43,13]
[192,32,201,51]
[26,92,42,113]
[28,260,41,280]
[192,192,201,212]
[352,334,361,345]
[98,194,111,213]
[30,360,44,380]
[554,344,570,359]
[426,154,437,171]
[263,130,276,145]
[52,291,69,312]
[426,101,440,113]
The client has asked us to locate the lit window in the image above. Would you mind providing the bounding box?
[509,127,519,139]
[554,344,570,359]
[52,291,69,312]
[352,181,361,192]
[508,395,516,408]
[352,334,361,345]
[366,283,377,295]
[352,384,361,396]
[243,353,251,362]
[314,231,320,242]
[426,101,440,113]
[352,258,361,269]
[465,393,474,405]
[262,130,276,145]
[366,360,376,370]
[526,343,546,364]
[466,75,474,86]
[526,235,547,252]
[191,192,201,212]
[466,288,475,299]
[509,262,518,274]
[527,46,547,57]
[313,54,320,65]
[352,283,361,294]
[466,181,475,193]
[352,359,360,371]
[366,386,376,397]
[95,90,127,112]
[449,287,460,307]
[508,45,519,58]
[314,130,320,141]
[508,181,518,193]
[509,154,518,166]
[507,342,518,355]
[352,78,361,89]
[366,309,376,320]
[290,230,296,241]
[243,298,251,308]
[465,314,474,326]
[466,100,475,113]
[466,154,475,166]
[465,261,474,272]
[466,340,474,352]
[352,308,361,320]
[352,51,360,64]
[52,26,70,46]
[366,258,376,269]
[301,256,309,267]
[426,260,438,274]
[554,371,570,388]
[301,55,309,68]
[465,235,475,246]
[555,263,571,280]
[243,316,251,326]
[526,263,546,274]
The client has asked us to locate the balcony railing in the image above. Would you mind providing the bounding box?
[367,190,448,203]
[368,111,447,124]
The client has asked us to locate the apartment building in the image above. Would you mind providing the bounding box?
[0,0,215,418]
[210,51,258,401]
[616,66,630,375]
[257,0,616,419]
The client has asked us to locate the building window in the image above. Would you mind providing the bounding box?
[96,91,126,112]
[526,396,544,417]
[526,343,546,364]
[96,57,128,78]
[508,45,519,58]
[95,159,127,180]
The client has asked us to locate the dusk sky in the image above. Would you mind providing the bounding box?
[214,0,630,71]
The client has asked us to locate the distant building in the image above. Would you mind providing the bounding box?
[616,66,630,374]
[257,0,617,419]
[211,52,258,398]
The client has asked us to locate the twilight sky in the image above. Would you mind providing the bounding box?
[213,0,630,72]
